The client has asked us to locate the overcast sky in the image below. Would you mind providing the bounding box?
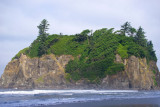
[0,0,160,76]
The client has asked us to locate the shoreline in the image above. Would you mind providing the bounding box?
[0,87,160,91]
[0,89,160,107]
[34,97,160,107]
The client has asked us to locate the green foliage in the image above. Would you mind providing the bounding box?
[120,22,131,36]
[105,63,125,75]
[38,35,48,57]
[146,41,157,61]
[120,22,137,37]
[12,21,158,82]
[36,19,50,57]
[36,76,44,83]
[28,39,40,58]
[65,28,120,81]
[152,76,158,86]
[90,28,118,61]
[12,47,29,60]
[81,59,113,81]
[48,35,88,56]
[74,34,87,42]
[134,26,147,47]
[152,70,156,75]
[65,73,72,81]
[65,59,79,74]
[66,58,114,81]
[74,29,91,42]
[117,44,128,59]
[127,44,146,58]
[128,27,136,37]
[81,29,91,35]
[37,19,49,36]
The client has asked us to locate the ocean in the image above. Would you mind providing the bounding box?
[0,89,160,107]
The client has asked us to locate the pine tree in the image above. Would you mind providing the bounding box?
[147,41,157,61]
[120,22,131,36]
[128,27,136,37]
[37,19,49,36]
[37,19,50,57]
[74,29,90,42]
[134,26,147,47]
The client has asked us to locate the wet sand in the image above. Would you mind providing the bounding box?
[37,97,160,107]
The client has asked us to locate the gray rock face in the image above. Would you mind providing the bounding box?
[0,54,159,90]
[0,54,74,89]
[101,55,160,90]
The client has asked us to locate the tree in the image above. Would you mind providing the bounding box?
[81,29,91,36]
[37,19,50,57]
[37,19,49,36]
[147,41,157,61]
[74,29,91,43]
[120,22,131,36]
[81,29,91,45]
[74,34,87,42]
[134,26,147,47]
[147,41,153,50]
[128,27,136,37]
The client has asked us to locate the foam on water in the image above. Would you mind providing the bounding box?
[0,95,107,107]
[0,90,160,107]
[0,89,138,95]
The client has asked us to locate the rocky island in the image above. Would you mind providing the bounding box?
[0,20,159,90]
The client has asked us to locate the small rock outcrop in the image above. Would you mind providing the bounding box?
[0,54,159,90]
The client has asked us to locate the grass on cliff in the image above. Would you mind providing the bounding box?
[12,24,157,82]
[152,76,158,86]
[12,47,29,60]
[47,35,88,56]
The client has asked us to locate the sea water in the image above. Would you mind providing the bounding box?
[0,89,160,107]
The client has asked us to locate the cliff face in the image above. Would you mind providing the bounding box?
[0,54,159,90]
[0,54,74,89]
[101,54,160,90]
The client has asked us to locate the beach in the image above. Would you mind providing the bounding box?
[44,97,160,107]
[0,89,160,107]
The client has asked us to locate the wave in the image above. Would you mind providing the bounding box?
[0,89,138,95]
[0,97,101,107]
[1,90,160,107]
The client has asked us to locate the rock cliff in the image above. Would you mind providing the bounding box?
[0,54,159,90]
[0,54,74,89]
[101,54,160,90]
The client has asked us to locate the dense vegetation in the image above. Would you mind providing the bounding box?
[12,20,157,82]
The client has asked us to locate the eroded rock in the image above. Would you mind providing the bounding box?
[0,54,159,90]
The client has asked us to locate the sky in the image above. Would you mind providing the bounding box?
[0,0,160,76]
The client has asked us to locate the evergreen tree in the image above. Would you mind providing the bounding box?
[147,41,157,61]
[81,29,91,45]
[147,41,153,51]
[134,26,147,47]
[37,19,50,57]
[74,29,91,42]
[120,22,131,36]
[128,27,136,37]
[37,19,49,36]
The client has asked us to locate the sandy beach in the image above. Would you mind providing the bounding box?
[43,97,160,107]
